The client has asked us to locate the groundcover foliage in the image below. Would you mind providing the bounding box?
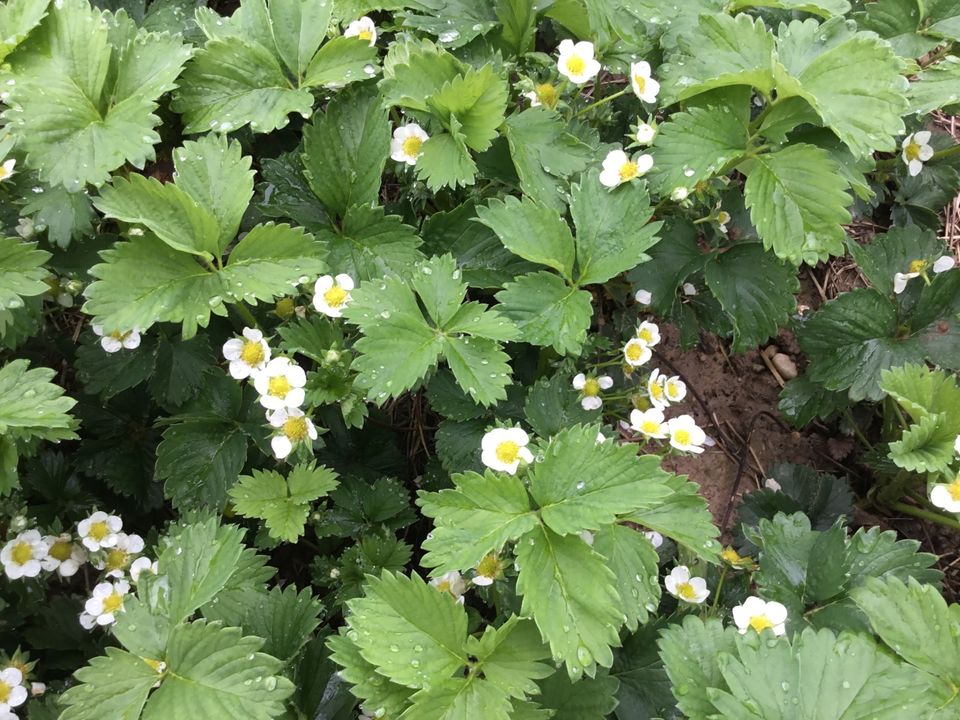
[0,0,960,717]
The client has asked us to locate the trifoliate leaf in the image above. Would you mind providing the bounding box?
[315,476,415,538]
[625,475,721,562]
[737,463,854,534]
[909,57,960,114]
[528,424,673,535]
[658,616,739,720]
[239,585,323,661]
[774,18,907,157]
[742,143,852,265]
[0,237,50,315]
[327,631,414,716]
[570,171,660,286]
[660,13,775,102]
[59,648,159,720]
[344,571,468,688]
[426,64,509,153]
[467,617,553,700]
[0,359,77,442]
[3,0,190,190]
[415,132,478,191]
[593,524,660,632]
[495,272,593,356]
[0,0,48,62]
[142,621,293,719]
[301,85,389,219]
[379,37,467,110]
[418,469,538,574]
[516,523,623,680]
[704,243,799,351]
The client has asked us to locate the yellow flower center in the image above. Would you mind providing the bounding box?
[619,161,639,182]
[240,339,265,366]
[666,381,680,397]
[676,582,697,600]
[641,420,660,434]
[275,297,295,318]
[0,167,9,181]
[323,285,349,308]
[908,259,927,274]
[105,549,129,571]
[721,548,742,564]
[10,542,32,565]
[402,136,424,158]
[905,141,922,162]
[268,375,293,398]
[625,343,644,362]
[674,429,691,445]
[582,378,601,397]
[88,521,110,541]
[108,330,128,341]
[476,553,502,579]
[49,540,73,562]
[649,382,663,400]
[634,75,646,93]
[283,416,309,442]
[748,614,774,633]
[637,327,654,343]
[948,478,960,502]
[435,579,452,593]
[0,680,10,703]
[102,591,124,615]
[358,29,373,41]
[535,82,558,108]
[495,440,520,464]
[565,55,586,75]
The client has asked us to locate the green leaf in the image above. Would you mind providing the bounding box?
[173,134,254,253]
[155,418,247,509]
[268,0,332,79]
[742,143,852,265]
[570,172,661,286]
[414,132,478,191]
[847,226,944,296]
[143,621,293,719]
[0,237,51,314]
[4,0,191,190]
[75,334,157,399]
[148,334,213,408]
[476,196,576,279]
[730,0,849,16]
[379,38,466,111]
[401,678,513,720]
[94,174,221,259]
[496,0,536,54]
[172,38,314,134]
[515,524,623,679]
[0,0,49,63]
[778,375,850,427]
[301,85,389,219]
[327,630,414,715]
[704,243,799,351]
[529,425,673,535]
[908,57,960,114]
[660,13,775,102]
[774,18,908,157]
[426,64,508,152]
[927,0,960,40]
[240,585,323,661]
[20,182,95,248]
[537,672,619,720]
[0,359,77,441]
[495,272,593,356]
[59,648,159,720]
[344,571,468,688]
[523,373,595,438]
[612,622,675,720]
[401,0,498,48]
[593,524,660,632]
[852,0,937,60]
[418,469,538,574]
[738,463,853,534]
[625,475,721,562]
[658,616,739,719]
[467,616,553,700]
[301,35,378,87]
[441,335,513,407]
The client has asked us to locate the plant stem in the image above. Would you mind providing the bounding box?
[708,566,728,616]
[574,87,628,118]
[230,301,260,329]
[889,500,960,531]
[843,408,874,452]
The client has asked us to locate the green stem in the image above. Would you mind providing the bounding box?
[574,87,629,118]
[843,409,874,452]
[889,500,960,531]
[230,301,259,330]
[708,566,728,616]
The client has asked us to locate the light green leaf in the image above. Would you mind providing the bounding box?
[419,470,538,574]
[302,35,378,87]
[593,524,660,632]
[426,64,509,152]
[401,678,513,720]
[143,621,293,719]
[888,413,959,473]
[704,243,800,351]
[327,630,414,715]
[658,616,739,720]
[301,85,389,219]
[0,0,48,63]
[571,172,661,286]
[93,174,221,259]
[59,648,159,720]
[626,475,721,562]
[268,0,332,78]
[730,0,849,16]
[467,617,553,700]
[742,143,852,265]
[20,182,95,249]
[908,56,960,115]
[476,196,576,279]
[0,237,50,313]
[660,13,775,102]
[852,0,937,60]
[529,424,673,535]
[442,335,512,407]
[173,134,254,253]
[516,524,623,680]
[345,571,468,688]
[414,132,478,191]
[0,359,77,441]
[927,0,960,40]
[495,272,593,356]
[379,38,466,111]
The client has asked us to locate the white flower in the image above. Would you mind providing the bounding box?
[268,407,318,459]
[254,357,307,410]
[93,533,144,578]
[1,530,49,580]
[344,15,377,45]
[130,556,158,582]
[635,123,656,145]
[893,256,954,294]
[931,476,960,513]
[472,553,503,586]
[0,667,26,712]
[481,427,534,475]
[635,288,652,305]
[624,337,652,367]
[91,325,141,353]
[77,511,123,551]
[430,571,465,603]
[732,596,787,635]
[663,375,686,403]
[390,124,429,165]
[629,407,667,439]
[556,39,601,85]
[0,709,16,720]
[572,373,613,411]
[81,579,130,628]
[40,533,86,577]
[955,434,960,455]
[893,271,918,294]
[524,90,540,106]
[636,320,660,348]
[599,149,653,188]
[667,414,706,454]
[665,565,710,604]
[645,530,663,548]
[313,274,355,317]
[670,186,689,201]
[682,282,698,296]
[647,368,668,409]
[764,477,783,492]
[629,61,660,103]
[717,210,731,233]
[222,327,270,380]
[0,159,15,182]
[15,217,34,239]
[902,131,934,176]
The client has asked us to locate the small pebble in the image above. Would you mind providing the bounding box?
[772,353,798,380]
